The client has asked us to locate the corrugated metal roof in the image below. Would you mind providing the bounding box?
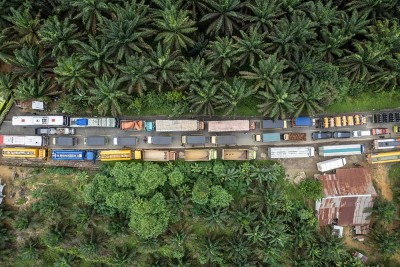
[316,168,377,226]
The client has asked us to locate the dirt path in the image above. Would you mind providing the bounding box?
[371,164,393,200]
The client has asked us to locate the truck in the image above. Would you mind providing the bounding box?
[35,127,75,135]
[70,117,118,128]
[0,135,48,147]
[155,120,204,132]
[120,120,154,131]
[84,136,108,146]
[371,128,389,135]
[113,137,137,146]
[2,148,47,159]
[317,158,347,172]
[208,120,255,132]
[211,135,236,145]
[52,137,77,146]
[291,117,315,127]
[373,139,400,150]
[352,130,371,137]
[268,147,315,159]
[319,144,364,157]
[283,133,307,141]
[99,150,132,161]
[147,136,172,145]
[51,150,96,161]
[12,115,68,126]
[184,149,217,161]
[254,133,281,142]
[181,135,208,145]
[261,119,287,129]
[136,150,178,161]
[222,149,256,161]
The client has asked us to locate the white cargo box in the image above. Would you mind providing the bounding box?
[317,158,347,172]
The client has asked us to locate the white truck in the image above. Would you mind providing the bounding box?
[317,158,347,172]
[35,127,75,135]
[0,135,48,147]
[155,120,204,132]
[268,147,315,159]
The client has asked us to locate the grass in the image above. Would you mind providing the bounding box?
[326,91,400,114]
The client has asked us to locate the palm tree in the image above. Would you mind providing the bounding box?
[371,198,398,224]
[287,51,326,85]
[368,225,400,258]
[233,28,268,67]
[38,16,82,57]
[89,75,131,117]
[294,81,325,117]
[13,76,60,101]
[53,55,94,92]
[240,54,287,91]
[69,0,110,34]
[117,54,157,95]
[226,235,252,266]
[200,0,244,37]
[11,46,51,80]
[216,77,256,115]
[182,0,210,21]
[4,7,41,45]
[0,31,17,64]
[340,11,370,37]
[178,56,216,89]
[346,0,396,21]
[245,0,284,33]
[197,236,225,265]
[205,36,238,76]
[154,4,197,51]
[257,79,299,119]
[306,0,341,26]
[0,73,15,98]
[77,35,115,76]
[187,79,219,116]
[317,27,349,62]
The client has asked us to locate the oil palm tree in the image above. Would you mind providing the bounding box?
[182,0,210,21]
[287,51,327,86]
[53,55,94,92]
[306,0,341,27]
[317,26,349,62]
[346,0,396,21]
[0,31,16,64]
[205,36,238,76]
[294,80,325,117]
[187,79,219,116]
[178,56,216,89]
[0,73,15,98]
[13,76,59,101]
[4,7,41,45]
[216,77,256,115]
[200,0,244,37]
[89,75,131,117]
[154,4,197,51]
[117,54,157,95]
[233,28,268,67]
[245,0,284,33]
[340,10,370,37]
[11,46,51,80]
[38,16,82,57]
[197,236,225,265]
[69,0,110,34]
[240,53,287,91]
[257,79,299,119]
[226,235,252,266]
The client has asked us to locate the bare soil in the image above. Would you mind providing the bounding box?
[370,164,393,200]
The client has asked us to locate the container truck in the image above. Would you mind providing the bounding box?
[52,137,77,146]
[113,137,137,146]
[181,135,208,145]
[261,119,287,129]
[120,120,154,131]
[222,149,256,161]
[211,135,236,145]
[155,120,204,132]
[35,128,75,135]
[291,117,315,127]
[0,135,48,147]
[70,117,118,127]
[51,150,96,161]
[184,149,217,161]
[373,139,400,150]
[317,158,346,172]
[283,133,307,141]
[84,136,108,146]
[268,147,315,159]
[136,150,177,161]
[12,115,68,126]
[371,128,389,135]
[208,120,255,132]
[147,136,172,145]
[254,133,281,142]
[318,144,364,157]
[2,148,47,159]
[99,150,132,161]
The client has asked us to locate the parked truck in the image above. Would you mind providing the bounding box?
[291,117,315,127]
[181,135,208,145]
[0,135,48,147]
[113,137,137,146]
[222,149,256,161]
[155,120,204,132]
[84,136,108,146]
[261,119,287,129]
[99,150,132,161]
[120,120,154,131]
[70,117,118,128]
[135,150,177,161]
[371,128,389,135]
[52,137,77,146]
[317,158,346,172]
[254,133,281,142]
[283,133,307,141]
[208,120,255,132]
[147,136,172,145]
[184,149,217,161]
[268,147,315,159]
[211,135,236,145]
[35,127,75,135]
[373,139,400,150]
[51,150,96,161]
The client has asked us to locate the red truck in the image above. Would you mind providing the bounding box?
[371,128,389,135]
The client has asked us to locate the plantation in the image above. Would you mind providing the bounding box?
[0,1,400,117]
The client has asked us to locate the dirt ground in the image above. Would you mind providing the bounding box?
[370,164,393,200]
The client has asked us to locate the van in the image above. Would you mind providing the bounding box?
[352,130,371,137]
[53,137,77,146]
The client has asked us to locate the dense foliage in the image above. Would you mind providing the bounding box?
[0,0,400,117]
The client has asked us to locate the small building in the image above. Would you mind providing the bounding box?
[353,251,368,264]
[315,168,377,227]
[332,225,344,238]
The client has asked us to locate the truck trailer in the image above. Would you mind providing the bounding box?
[317,158,346,172]
[84,136,108,146]
[181,135,208,145]
[2,148,47,159]
[147,136,172,145]
[184,149,217,161]
[138,150,177,161]
[52,137,77,146]
[254,133,281,142]
[268,147,315,159]
[113,137,137,146]
[318,144,364,157]
[261,119,287,129]
[51,150,95,161]
[0,135,48,147]
[211,135,236,145]
[283,133,307,141]
[12,116,68,126]
[291,117,315,127]
[155,120,204,132]
[373,139,400,150]
[70,117,118,127]
[99,150,132,161]
[35,127,75,135]
[120,120,154,131]
[208,120,255,132]
[222,149,256,161]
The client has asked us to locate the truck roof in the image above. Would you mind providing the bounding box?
[142,150,176,161]
[293,117,313,126]
[150,136,172,145]
[184,149,216,161]
[222,149,256,160]
[268,147,315,158]
[317,158,346,172]
[155,120,200,132]
[54,137,74,146]
[262,133,281,142]
[185,136,207,144]
[120,120,143,130]
[85,136,106,146]
[214,135,236,145]
[208,120,250,132]
[261,120,285,128]
[114,137,137,146]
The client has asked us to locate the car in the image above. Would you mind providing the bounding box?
[352,130,371,137]
[312,131,333,140]
[333,131,351,139]
[371,128,389,135]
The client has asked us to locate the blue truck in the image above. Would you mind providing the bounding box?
[254,133,281,142]
[291,117,315,127]
[51,150,96,161]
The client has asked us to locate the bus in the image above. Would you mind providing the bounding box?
[99,150,132,161]
[12,116,68,126]
[268,147,314,159]
[0,135,48,147]
[368,151,400,164]
[318,144,364,157]
[2,148,47,159]
[373,139,400,150]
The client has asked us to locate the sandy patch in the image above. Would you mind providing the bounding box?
[371,164,393,200]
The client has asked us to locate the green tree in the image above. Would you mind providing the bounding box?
[178,56,216,89]
[295,81,325,117]
[135,163,167,196]
[257,79,299,119]
[246,0,283,33]
[70,0,110,34]
[154,4,197,51]
[111,162,143,188]
[168,168,185,187]
[14,76,59,101]
[106,190,135,212]
[129,193,170,239]
[197,236,225,265]
[54,55,93,91]
[11,46,50,80]
[368,225,400,259]
[187,79,219,116]
[89,75,131,117]
[0,73,15,98]
[5,7,41,45]
[298,178,323,201]
[210,185,233,209]
[192,178,211,205]
[205,36,238,76]
[0,31,16,64]
[372,198,398,224]
[233,27,268,67]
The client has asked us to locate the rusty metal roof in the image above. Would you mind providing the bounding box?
[316,168,377,226]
